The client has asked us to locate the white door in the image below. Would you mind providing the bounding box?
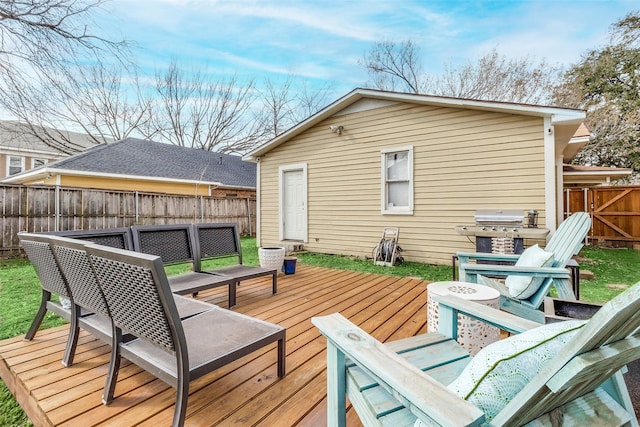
[282,168,306,241]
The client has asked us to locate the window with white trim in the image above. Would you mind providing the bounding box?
[381,146,413,214]
[8,156,24,175]
[32,158,46,169]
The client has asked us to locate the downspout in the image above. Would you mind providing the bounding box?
[556,152,564,224]
[256,158,261,246]
[543,117,558,234]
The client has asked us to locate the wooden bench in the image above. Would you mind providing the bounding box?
[130,224,237,305]
[85,243,286,427]
[51,227,135,250]
[46,223,274,307]
[193,223,277,307]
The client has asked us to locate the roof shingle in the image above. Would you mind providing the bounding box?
[48,138,256,188]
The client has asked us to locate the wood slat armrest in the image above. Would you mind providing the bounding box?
[459,263,571,278]
[456,251,520,263]
[547,335,640,393]
[312,313,485,426]
[433,294,541,334]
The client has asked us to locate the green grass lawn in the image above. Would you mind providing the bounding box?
[576,246,640,303]
[0,257,66,426]
[1,238,639,425]
[296,246,640,304]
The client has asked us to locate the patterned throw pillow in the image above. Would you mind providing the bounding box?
[445,319,585,421]
[505,244,554,299]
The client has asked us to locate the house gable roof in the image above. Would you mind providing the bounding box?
[563,123,591,162]
[243,88,586,161]
[0,121,99,155]
[4,138,256,189]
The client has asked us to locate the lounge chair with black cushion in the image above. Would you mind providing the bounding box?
[131,224,236,301]
[193,223,277,306]
[50,227,135,250]
[85,243,286,427]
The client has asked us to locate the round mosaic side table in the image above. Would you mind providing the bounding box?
[427,281,500,356]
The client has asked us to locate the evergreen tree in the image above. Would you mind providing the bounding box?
[554,11,640,176]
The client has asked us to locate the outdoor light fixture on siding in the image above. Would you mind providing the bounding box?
[329,125,344,135]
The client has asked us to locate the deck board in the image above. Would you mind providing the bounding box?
[0,265,428,426]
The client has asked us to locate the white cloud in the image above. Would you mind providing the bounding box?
[461,1,629,67]
[99,0,639,97]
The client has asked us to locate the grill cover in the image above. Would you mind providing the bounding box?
[474,210,524,226]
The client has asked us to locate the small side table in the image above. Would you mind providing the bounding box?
[427,281,500,356]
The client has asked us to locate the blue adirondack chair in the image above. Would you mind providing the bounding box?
[313,280,640,426]
[457,212,591,323]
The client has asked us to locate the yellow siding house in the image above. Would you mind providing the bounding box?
[4,138,256,199]
[243,88,586,265]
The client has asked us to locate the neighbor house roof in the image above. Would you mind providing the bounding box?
[563,164,633,185]
[243,88,586,161]
[0,120,99,156]
[3,138,256,189]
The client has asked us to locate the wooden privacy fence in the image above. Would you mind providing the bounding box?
[0,184,256,258]
[565,185,640,246]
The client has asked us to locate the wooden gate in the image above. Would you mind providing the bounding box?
[565,186,640,246]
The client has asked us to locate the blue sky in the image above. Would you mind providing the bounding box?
[98,0,638,99]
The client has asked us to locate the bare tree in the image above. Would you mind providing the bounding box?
[435,49,562,104]
[0,62,112,153]
[44,64,156,142]
[70,65,155,141]
[153,62,262,154]
[362,41,561,104]
[292,80,334,123]
[258,75,335,139]
[0,0,128,151]
[361,40,424,93]
[260,77,294,138]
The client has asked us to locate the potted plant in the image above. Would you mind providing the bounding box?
[258,246,286,270]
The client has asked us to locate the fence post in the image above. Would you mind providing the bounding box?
[55,185,60,231]
[246,197,253,236]
[584,187,589,212]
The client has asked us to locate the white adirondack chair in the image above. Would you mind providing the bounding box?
[457,212,591,323]
[313,280,640,426]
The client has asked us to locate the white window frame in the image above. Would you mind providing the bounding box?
[31,158,47,169]
[7,156,24,176]
[380,146,414,215]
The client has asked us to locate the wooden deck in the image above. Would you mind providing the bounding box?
[0,264,429,426]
